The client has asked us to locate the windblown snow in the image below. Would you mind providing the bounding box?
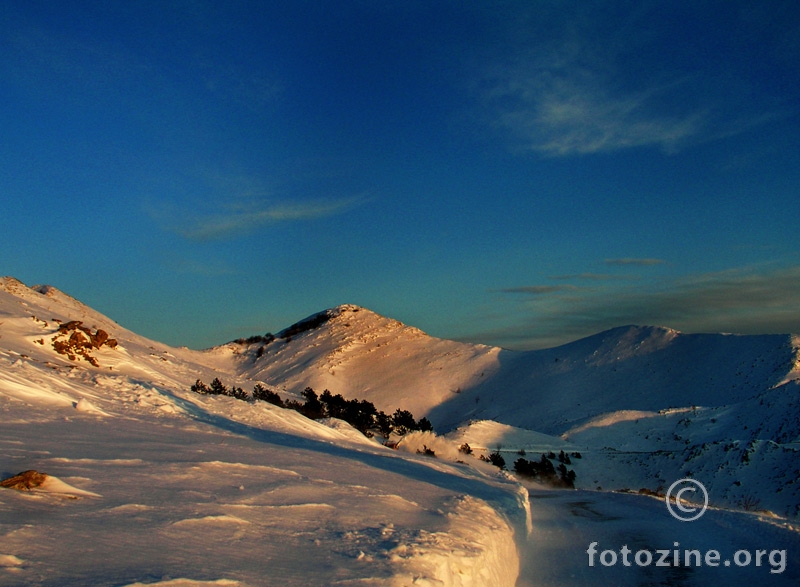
[1,276,798,586]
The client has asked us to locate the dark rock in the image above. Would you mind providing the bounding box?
[68,330,90,349]
[58,320,83,333]
[91,329,109,348]
[0,470,48,491]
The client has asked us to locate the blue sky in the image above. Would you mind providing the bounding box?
[2,1,799,350]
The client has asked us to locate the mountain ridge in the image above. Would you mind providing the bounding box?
[2,277,800,516]
[5,277,798,427]
[218,302,799,435]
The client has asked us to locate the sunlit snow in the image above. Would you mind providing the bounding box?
[1,277,798,585]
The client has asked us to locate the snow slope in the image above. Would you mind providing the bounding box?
[448,325,799,434]
[0,278,527,586]
[222,306,800,518]
[1,277,799,585]
[229,304,501,419]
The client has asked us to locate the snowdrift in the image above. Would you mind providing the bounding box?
[1,276,799,584]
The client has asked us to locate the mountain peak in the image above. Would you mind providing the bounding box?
[273,304,417,341]
[330,303,367,314]
[0,277,121,336]
[551,324,681,364]
[0,277,86,309]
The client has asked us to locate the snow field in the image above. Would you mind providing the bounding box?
[0,294,525,585]
[0,396,526,586]
[3,277,800,585]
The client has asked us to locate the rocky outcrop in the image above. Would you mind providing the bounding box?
[0,470,48,491]
[51,320,117,366]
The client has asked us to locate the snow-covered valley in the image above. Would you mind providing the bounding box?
[1,276,798,585]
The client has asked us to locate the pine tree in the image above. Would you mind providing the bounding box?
[320,390,347,419]
[391,409,417,435]
[231,386,248,401]
[210,378,228,396]
[488,451,506,470]
[253,384,284,406]
[300,387,324,419]
[191,379,210,394]
[376,411,392,437]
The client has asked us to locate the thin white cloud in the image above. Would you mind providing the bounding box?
[550,273,630,281]
[492,71,705,155]
[475,2,786,157]
[171,196,364,241]
[144,167,368,241]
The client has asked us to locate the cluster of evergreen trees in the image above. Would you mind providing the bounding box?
[191,378,248,400]
[190,379,432,439]
[513,450,578,488]
[479,450,507,469]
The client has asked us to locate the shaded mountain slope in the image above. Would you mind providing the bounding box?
[431,325,799,434]
[223,304,799,438]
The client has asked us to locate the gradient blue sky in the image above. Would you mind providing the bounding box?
[2,1,799,350]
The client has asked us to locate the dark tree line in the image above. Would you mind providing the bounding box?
[253,383,283,405]
[191,378,248,400]
[480,450,506,470]
[513,452,577,488]
[190,379,432,439]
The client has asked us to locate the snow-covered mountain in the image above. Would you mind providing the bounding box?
[226,304,501,420]
[0,278,529,585]
[225,307,800,435]
[218,301,800,519]
[1,277,799,585]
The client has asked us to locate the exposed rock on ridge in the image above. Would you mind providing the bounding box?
[0,470,48,491]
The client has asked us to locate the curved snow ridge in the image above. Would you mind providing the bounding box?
[171,515,250,527]
[20,475,103,499]
[0,370,76,406]
[562,409,660,438]
[446,420,571,454]
[74,397,112,415]
[194,461,301,476]
[48,457,145,466]
[185,392,382,447]
[388,495,520,587]
[122,580,242,587]
[0,554,24,568]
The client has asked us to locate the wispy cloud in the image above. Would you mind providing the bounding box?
[492,72,705,156]
[550,273,630,281]
[482,265,800,349]
[175,197,363,241]
[476,2,785,157]
[147,168,367,242]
